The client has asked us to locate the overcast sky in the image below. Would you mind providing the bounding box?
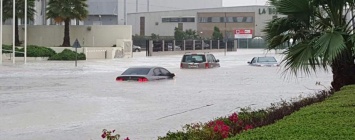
[223,0,268,6]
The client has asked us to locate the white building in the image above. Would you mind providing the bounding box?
[127,6,280,38]
[32,0,223,25]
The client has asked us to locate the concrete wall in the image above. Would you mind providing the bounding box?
[1,25,132,47]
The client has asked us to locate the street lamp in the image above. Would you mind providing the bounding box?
[0,0,3,64]
[224,12,227,56]
[25,0,28,64]
[12,0,15,64]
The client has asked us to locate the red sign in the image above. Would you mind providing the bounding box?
[234,29,253,39]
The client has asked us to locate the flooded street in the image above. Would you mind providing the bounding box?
[0,49,332,140]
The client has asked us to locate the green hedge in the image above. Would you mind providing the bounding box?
[229,85,355,140]
[48,49,86,60]
[2,44,56,57]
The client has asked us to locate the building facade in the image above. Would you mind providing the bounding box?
[127,6,280,38]
[31,0,223,25]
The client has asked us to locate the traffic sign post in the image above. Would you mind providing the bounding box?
[72,38,81,67]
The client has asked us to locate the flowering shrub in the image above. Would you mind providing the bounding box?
[101,129,129,140]
[159,89,334,140]
[158,113,253,140]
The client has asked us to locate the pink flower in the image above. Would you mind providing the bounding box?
[101,132,107,138]
[244,124,253,131]
[229,113,239,123]
[124,137,130,140]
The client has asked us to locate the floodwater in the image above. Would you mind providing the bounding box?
[0,49,332,140]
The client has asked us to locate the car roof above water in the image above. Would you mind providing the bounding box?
[127,66,161,69]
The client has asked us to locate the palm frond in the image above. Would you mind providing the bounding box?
[314,31,347,67]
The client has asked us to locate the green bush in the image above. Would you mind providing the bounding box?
[2,44,23,56]
[48,49,86,60]
[229,85,355,140]
[25,45,56,57]
[2,44,56,57]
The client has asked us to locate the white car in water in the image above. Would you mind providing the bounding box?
[248,56,280,67]
[133,45,141,52]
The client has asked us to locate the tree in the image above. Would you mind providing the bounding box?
[46,0,89,47]
[2,0,36,46]
[174,28,200,40]
[151,33,160,40]
[212,26,223,40]
[174,27,185,40]
[184,29,199,39]
[264,0,355,91]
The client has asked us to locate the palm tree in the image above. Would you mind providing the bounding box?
[46,0,88,47]
[264,0,355,91]
[2,0,36,46]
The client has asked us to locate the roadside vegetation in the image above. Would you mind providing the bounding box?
[157,87,337,140]
[2,44,85,60]
[2,45,56,57]
[230,85,355,140]
[48,49,86,61]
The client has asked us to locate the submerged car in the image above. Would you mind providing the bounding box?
[116,66,175,82]
[133,45,141,52]
[248,56,280,67]
[180,53,220,69]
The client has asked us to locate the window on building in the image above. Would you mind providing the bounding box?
[245,17,253,23]
[178,23,183,30]
[181,18,195,22]
[199,17,208,23]
[198,16,254,23]
[162,17,195,23]
[140,17,145,36]
[211,17,220,22]
[226,17,233,23]
[220,17,225,23]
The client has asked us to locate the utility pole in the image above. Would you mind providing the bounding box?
[224,12,227,56]
[24,0,27,64]
[124,0,127,25]
[147,0,150,12]
[0,0,3,65]
[12,0,15,64]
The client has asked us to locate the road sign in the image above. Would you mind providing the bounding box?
[234,29,253,39]
[72,38,81,67]
[73,39,81,48]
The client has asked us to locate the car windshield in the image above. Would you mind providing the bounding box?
[182,55,206,63]
[121,68,151,75]
[258,57,277,63]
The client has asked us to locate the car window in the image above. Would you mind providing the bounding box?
[182,54,206,63]
[122,68,151,75]
[210,54,217,62]
[252,58,257,63]
[207,55,213,62]
[258,57,277,62]
[160,68,170,75]
[153,68,162,76]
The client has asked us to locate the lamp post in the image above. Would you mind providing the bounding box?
[0,0,3,65]
[224,12,227,56]
[24,0,27,64]
[12,0,15,64]
[124,0,127,25]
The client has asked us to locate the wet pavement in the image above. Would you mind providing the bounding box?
[0,49,332,140]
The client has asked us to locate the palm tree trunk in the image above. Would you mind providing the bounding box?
[15,16,21,46]
[62,18,71,47]
[331,51,355,91]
